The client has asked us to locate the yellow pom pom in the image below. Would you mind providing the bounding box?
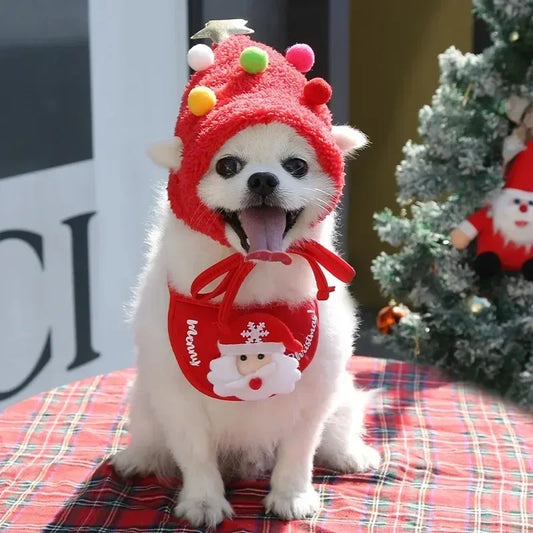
[188,86,216,116]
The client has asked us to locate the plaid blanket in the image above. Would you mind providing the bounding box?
[1,356,531,532]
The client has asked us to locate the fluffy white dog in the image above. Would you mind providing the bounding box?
[112,31,380,528]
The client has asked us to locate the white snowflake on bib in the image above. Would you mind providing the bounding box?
[241,321,269,344]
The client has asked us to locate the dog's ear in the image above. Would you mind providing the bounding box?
[332,125,368,156]
[147,137,183,170]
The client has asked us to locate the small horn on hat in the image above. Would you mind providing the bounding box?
[147,137,183,170]
[332,125,368,154]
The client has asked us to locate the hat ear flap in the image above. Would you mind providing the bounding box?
[147,137,183,170]
[332,125,368,156]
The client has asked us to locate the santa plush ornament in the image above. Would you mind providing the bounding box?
[208,313,303,400]
[451,100,533,280]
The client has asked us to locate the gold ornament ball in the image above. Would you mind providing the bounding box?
[188,86,217,117]
[469,296,491,314]
[377,305,408,334]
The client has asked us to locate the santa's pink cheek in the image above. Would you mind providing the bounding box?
[249,377,262,390]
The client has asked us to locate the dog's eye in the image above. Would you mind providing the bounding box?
[257,354,265,360]
[282,158,308,178]
[240,355,247,361]
[216,156,244,178]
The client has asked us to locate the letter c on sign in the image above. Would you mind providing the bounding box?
[0,230,51,400]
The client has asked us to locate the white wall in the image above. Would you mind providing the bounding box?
[0,0,188,409]
[89,0,188,377]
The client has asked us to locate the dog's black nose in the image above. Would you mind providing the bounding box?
[247,172,279,197]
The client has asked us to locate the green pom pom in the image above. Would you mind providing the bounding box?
[240,46,268,74]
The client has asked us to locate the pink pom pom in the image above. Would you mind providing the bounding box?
[303,78,332,106]
[285,43,315,73]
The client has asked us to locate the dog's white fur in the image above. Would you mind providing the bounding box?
[112,122,380,528]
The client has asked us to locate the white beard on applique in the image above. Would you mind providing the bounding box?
[207,351,301,401]
[492,188,533,248]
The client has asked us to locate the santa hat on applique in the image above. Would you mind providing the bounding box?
[166,20,349,246]
[218,313,303,356]
[505,140,533,193]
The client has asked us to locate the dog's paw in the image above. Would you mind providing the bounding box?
[111,447,148,477]
[174,493,233,528]
[264,486,320,520]
[111,446,174,478]
[329,444,382,474]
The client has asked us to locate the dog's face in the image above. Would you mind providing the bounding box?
[149,122,366,254]
[198,123,337,253]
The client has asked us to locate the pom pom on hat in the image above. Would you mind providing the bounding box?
[187,44,215,71]
[303,78,332,106]
[285,43,315,73]
[240,46,269,74]
[188,86,217,116]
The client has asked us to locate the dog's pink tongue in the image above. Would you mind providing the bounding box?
[240,207,291,264]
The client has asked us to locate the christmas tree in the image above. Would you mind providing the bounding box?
[372,0,533,407]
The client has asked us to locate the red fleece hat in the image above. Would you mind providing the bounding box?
[218,312,303,356]
[505,140,533,193]
[168,34,344,246]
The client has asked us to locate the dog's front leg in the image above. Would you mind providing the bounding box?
[173,443,233,528]
[265,413,324,520]
[151,388,233,528]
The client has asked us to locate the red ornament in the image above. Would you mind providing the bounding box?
[303,78,332,106]
[377,305,407,334]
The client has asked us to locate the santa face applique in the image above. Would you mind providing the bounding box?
[207,316,303,401]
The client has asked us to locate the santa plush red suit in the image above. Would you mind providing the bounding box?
[451,140,533,279]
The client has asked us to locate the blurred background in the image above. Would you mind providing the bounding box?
[0,0,488,407]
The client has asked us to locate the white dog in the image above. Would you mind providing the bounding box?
[112,31,380,528]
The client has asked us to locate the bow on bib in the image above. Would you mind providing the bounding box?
[190,240,355,324]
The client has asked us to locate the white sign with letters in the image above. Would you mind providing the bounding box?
[0,0,188,408]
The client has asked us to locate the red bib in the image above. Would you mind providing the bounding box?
[166,240,355,401]
[168,291,319,400]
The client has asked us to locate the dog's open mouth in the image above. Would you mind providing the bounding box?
[219,206,303,262]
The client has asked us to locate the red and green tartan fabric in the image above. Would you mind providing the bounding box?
[1,356,532,532]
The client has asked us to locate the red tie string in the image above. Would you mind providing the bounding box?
[189,240,355,325]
